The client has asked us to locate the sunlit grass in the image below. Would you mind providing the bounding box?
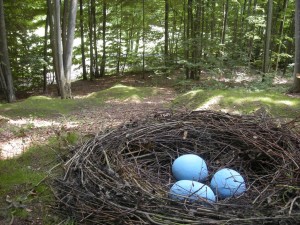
[173,88,300,118]
[0,84,159,118]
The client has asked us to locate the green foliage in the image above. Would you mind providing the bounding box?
[1,0,297,92]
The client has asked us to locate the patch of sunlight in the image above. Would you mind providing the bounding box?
[27,96,52,100]
[277,100,295,106]
[231,96,273,104]
[109,84,137,90]
[183,89,204,98]
[195,95,224,111]
[123,95,142,103]
[0,137,31,159]
[220,108,241,115]
[1,120,78,159]
[105,95,142,104]
[273,76,290,85]
[8,118,61,128]
[231,96,295,106]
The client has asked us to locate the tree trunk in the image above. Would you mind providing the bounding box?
[53,0,66,98]
[63,0,77,98]
[100,0,107,77]
[80,0,87,80]
[185,0,192,79]
[142,0,145,79]
[91,0,100,78]
[43,10,50,93]
[47,0,60,95]
[275,0,289,72]
[292,0,300,92]
[262,0,273,79]
[0,0,16,102]
[221,0,229,46]
[62,0,69,69]
[51,0,77,99]
[88,1,94,80]
[210,0,216,41]
[164,0,169,67]
[248,0,258,66]
[116,2,122,75]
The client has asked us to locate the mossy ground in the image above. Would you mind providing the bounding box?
[0,84,158,118]
[172,88,300,118]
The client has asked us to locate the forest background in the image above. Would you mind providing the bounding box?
[0,0,300,101]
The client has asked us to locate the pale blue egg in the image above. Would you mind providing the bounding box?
[172,154,208,181]
[210,168,246,199]
[169,180,216,203]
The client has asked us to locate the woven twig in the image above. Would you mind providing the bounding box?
[51,110,300,224]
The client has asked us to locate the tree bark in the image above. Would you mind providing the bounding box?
[221,0,229,45]
[275,0,289,72]
[80,0,87,80]
[53,0,65,97]
[142,0,145,79]
[262,0,273,79]
[100,0,107,77]
[0,0,16,102]
[43,10,50,93]
[63,0,78,98]
[164,0,169,67]
[88,1,94,80]
[62,0,70,68]
[292,0,300,92]
[51,0,77,99]
[91,0,100,77]
[116,2,122,75]
[47,0,60,95]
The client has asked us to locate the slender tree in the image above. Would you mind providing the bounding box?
[91,0,100,77]
[88,1,94,80]
[80,0,87,80]
[100,0,107,77]
[292,0,300,92]
[275,0,289,72]
[221,0,229,45]
[0,0,16,102]
[43,10,50,93]
[142,0,145,79]
[262,0,273,79]
[164,0,169,67]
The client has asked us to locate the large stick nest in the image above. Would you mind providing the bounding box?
[52,110,300,224]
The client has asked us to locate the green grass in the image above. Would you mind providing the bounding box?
[172,88,300,118]
[0,141,62,224]
[0,84,159,118]
[88,84,158,102]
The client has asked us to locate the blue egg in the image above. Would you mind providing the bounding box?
[210,168,246,199]
[172,154,208,182]
[169,180,216,203]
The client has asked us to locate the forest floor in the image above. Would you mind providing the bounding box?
[0,74,177,160]
[0,70,300,224]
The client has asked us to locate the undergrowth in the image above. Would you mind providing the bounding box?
[0,133,79,224]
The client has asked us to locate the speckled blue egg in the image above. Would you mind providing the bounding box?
[172,154,208,182]
[210,168,246,199]
[169,180,216,203]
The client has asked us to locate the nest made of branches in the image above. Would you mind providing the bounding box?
[51,110,300,224]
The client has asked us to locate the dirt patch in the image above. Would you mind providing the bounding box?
[0,76,177,159]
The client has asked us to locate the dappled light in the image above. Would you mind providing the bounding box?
[173,88,300,118]
[195,95,224,111]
